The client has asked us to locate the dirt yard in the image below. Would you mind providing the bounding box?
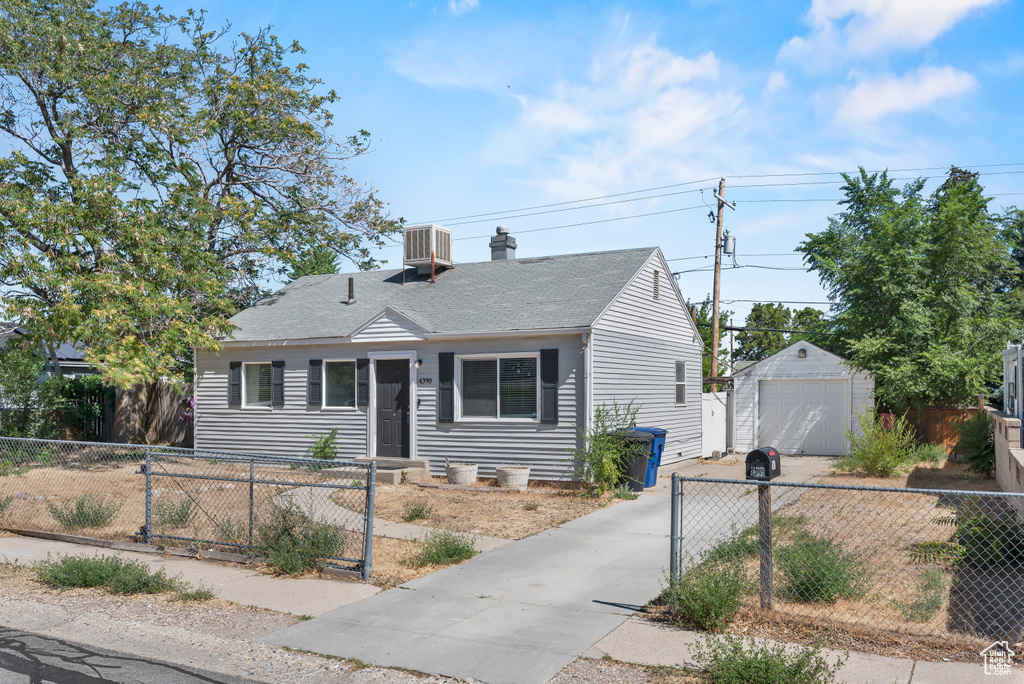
[359,478,620,540]
[655,457,1013,663]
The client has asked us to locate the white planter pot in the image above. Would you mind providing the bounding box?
[446,463,478,485]
[496,466,530,491]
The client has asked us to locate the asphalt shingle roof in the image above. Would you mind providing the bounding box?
[227,247,658,341]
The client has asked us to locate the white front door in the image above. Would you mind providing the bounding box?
[757,380,848,455]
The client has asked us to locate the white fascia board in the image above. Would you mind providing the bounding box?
[424,327,591,340]
[218,336,353,348]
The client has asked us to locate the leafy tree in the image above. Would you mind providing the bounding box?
[733,303,830,362]
[687,296,731,386]
[0,1,401,440]
[799,167,1017,408]
[284,244,342,282]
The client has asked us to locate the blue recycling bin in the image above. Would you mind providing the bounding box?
[631,427,667,487]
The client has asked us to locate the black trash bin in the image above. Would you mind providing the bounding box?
[609,429,654,492]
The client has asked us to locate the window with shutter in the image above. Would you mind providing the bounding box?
[308,359,322,406]
[228,362,242,406]
[243,363,272,407]
[324,361,356,408]
[457,353,539,420]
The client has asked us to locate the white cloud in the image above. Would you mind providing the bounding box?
[448,0,479,17]
[835,66,977,125]
[484,40,739,199]
[781,0,1004,67]
[764,71,788,96]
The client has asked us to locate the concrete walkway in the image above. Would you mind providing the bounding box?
[263,456,837,684]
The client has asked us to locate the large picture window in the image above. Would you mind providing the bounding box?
[324,361,356,408]
[460,355,538,419]
[244,363,272,407]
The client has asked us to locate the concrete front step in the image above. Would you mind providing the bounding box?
[355,457,430,485]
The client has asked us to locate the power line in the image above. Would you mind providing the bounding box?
[724,299,831,305]
[450,204,706,240]
[414,163,1024,225]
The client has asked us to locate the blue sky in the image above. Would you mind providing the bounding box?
[162,0,1024,323]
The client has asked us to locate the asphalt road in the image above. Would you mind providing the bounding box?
[0,627,257,684]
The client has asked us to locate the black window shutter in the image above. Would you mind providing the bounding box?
[271,360,285,407]
[308,359,322,406]
[540,349,558,424]
[438,352,455,423]
[228,362,242,407]
[356,358,370,407]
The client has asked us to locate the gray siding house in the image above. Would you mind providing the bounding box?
[194,228,703,480]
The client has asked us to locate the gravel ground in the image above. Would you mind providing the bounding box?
[0,561,690,683]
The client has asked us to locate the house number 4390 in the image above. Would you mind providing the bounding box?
[417,377,433,385]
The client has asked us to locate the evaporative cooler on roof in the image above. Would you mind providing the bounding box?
[404,224,452,272]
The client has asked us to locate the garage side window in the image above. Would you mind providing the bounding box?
[675,361,686,405]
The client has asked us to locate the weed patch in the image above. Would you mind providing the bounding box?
[612,485,639,500]
[840,408,918,478]
[663,559,750,632]
[692,634,847,684]
[47,495,122,529]
[32,554,211,600]
[523,501,539,511]
[402,500,432,523]
[154,499,194,527]
[894,566,947,622]
[0,494,11,516]
[406,528,478,567]
[777,533,868,603]
[255,505,346,574]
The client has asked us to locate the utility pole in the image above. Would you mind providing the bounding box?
[729,318,734,375]
[711,178,735,387]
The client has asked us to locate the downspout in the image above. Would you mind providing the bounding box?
[583,330,593,435]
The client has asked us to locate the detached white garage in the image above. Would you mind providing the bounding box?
[732,341,874,456]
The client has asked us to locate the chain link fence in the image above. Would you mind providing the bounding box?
[669,475,1024,656]
[0,437,376,579]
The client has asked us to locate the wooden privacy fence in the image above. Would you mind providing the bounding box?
[903,407,976,455]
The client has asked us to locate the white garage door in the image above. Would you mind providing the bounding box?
[758,380,848,456]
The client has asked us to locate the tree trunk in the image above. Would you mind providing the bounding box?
[113,384,153,444]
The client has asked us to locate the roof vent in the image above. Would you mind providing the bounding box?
[490,225,516,261]
[404,224,452,274]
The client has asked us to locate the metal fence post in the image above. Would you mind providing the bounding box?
[248,458,255,549]
[144,447,153,546]
[670,472,680,613]
[362,461,376,582]
[758,483,773,611]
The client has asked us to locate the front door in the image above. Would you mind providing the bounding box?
[376,360,410,458]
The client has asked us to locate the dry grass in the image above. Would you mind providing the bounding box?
[0,458,368,566]
[360,478,617,540]
[654,459,1012,663]
[366,535,455,589]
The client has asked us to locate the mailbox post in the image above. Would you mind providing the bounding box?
[746,447,780,611]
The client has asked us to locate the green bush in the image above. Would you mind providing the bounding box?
[523,501,539,511]
[777,533,868,603]
[703,528,760,564]
[402,500,432,522]
[47,495,122,529]
[957,411,994,476]
[0,495,11,516]
[406,528,478,567]
[691,634,847,684]
[571,401,640,495]
[840,408,918,477]
[894,566,947,622]
[154,499,195,527]
[665,559,750,632]
[255,505,346,574]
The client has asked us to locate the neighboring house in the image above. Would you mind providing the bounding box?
[0,323,95,378]
[732,340,873,456]
[194,225,704,480]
